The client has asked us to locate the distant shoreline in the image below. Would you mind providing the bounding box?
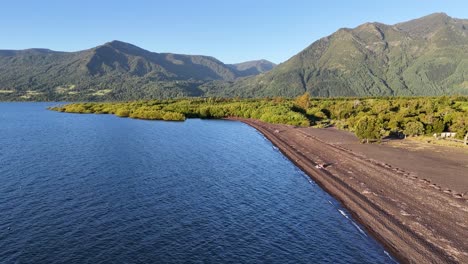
[233,118,468,264]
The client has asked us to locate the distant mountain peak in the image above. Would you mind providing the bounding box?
[394,12,458,38]
[107,40,129,45]
[425,12,450,19]
[105,40,136,48]
[99,40,152,56]
[401,12,451,24]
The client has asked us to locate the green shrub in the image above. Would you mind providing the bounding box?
[404,121,424,137]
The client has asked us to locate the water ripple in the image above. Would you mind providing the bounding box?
[0,103,394,263]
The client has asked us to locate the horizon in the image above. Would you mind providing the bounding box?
[1,1,468,64]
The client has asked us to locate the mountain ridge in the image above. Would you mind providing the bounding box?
[223,13,468,97]
[1,13,467,101]
[0,40,274,100]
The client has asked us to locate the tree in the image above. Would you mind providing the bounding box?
[355,116,383,143]
[421,114,439,134]
[429,118,445,134]
[404,121,424,137]
[449,114,467,140]
[115,108,130,117]
[295,92,310,110]
[199,106,211,118]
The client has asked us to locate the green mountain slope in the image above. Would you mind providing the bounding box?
[228,60,276,77]
[226,13,468,97]
[0,41,272,101]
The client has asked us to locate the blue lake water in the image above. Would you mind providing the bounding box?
[0,103,395,263]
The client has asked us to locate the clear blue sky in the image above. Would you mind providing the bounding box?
[2,0,467,64]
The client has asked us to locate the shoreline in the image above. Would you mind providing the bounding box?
[232,118,468,264]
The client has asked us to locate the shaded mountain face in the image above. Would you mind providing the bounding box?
[226,13,468,97]
[83,41,239,80]
[0,40,269,100]
[228,60,276,77]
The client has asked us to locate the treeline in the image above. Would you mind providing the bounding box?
[295,94,468,141]
[50,98,310,126]
[50,95,468,142]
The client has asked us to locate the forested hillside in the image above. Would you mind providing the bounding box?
[225,13,468,97]
[0,41,274,101]
[2,13,468,101]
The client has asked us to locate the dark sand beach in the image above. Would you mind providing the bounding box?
[235,118,468,264]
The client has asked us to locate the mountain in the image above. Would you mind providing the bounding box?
[224,13,468,97]
[228,60,276,76]
[1,13,467,101]
[0,41,272,101]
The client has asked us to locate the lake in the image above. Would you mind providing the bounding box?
[0,103,395,263]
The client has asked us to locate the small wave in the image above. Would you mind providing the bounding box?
[351,222,367,237]
[384,251,398,263]
[337,208,369,239]
[338,209,349,219]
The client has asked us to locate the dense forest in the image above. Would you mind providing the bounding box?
[50,95,468,142]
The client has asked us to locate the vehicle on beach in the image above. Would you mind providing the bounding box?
[315,164,325,169]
